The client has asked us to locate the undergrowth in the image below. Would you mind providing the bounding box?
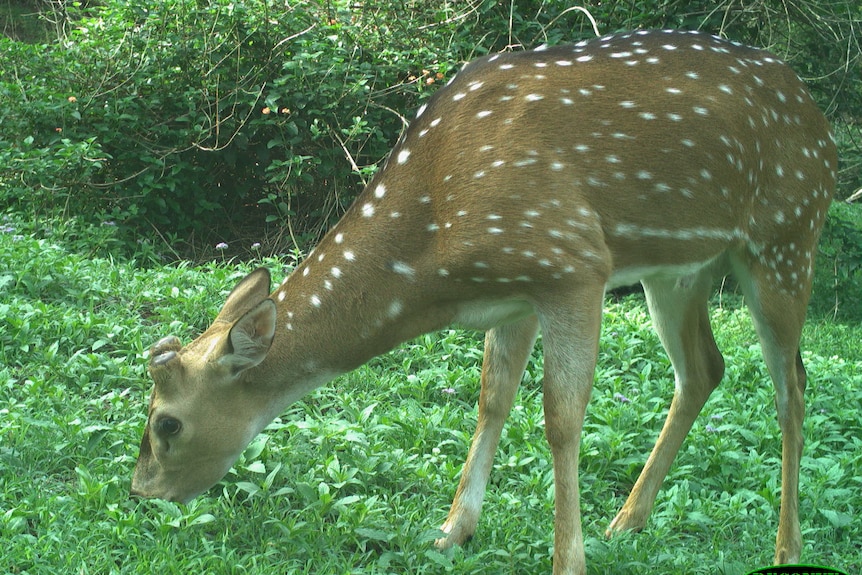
[1,215,860,574]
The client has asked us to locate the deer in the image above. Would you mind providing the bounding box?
[131,29,837,574]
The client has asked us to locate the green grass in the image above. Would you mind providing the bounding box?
[1,214,860,574]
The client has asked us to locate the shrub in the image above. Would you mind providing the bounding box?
[813,201,862,321]
[1,0,859,257]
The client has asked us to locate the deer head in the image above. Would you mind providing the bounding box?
[131,269,278,503]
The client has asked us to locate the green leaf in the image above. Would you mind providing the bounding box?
[820,509,853,529]
[243,434,269,460]
[235,481,261,497]
[354,527,392,542]
[189,513,216,526]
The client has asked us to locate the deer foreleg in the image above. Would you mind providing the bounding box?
[437,315,539,549]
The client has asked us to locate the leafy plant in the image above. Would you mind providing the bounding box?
[812,201,862,320]
[1,213,861,574]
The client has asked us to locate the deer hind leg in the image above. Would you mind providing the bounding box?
[607,268,725,535]
[537,285,605,575]
[437,315,539,549]
[731,250,811,565]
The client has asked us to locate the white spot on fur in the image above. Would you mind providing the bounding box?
[387,299,403,319]
[390,261,416,279]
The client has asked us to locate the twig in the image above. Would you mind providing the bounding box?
[273,23,317,51]
[148,219,183,261]
[417,1,483,31]
[331,128,367,187]
[550,6,601,38]
[193,84,266,152]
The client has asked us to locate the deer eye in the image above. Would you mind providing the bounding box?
[156,417,182,437]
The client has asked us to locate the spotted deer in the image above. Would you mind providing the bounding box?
[132,30,836,574]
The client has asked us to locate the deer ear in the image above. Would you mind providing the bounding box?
[220,298,277,375]
[215,268,272,324]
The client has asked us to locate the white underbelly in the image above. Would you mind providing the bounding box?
[453,299,535,331]
[449,257,719,331]
[608,257,718,290]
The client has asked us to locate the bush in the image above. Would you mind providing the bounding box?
[812,201,862,321]
[1,0,859,257]
[1,1,474,254]
[3,3,305,246]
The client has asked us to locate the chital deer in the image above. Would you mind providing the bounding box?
[131,30,836,574]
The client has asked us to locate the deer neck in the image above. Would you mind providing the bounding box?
[262,184,457,388]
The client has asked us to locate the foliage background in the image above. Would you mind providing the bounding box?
[1,0,861,256]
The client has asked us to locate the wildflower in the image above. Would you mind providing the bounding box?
[215,242,229,250]
[251,242,261,250]
[68,96,77,103]
[613,392,631,404]
[441,387,456,395]
[706,424,718,433]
